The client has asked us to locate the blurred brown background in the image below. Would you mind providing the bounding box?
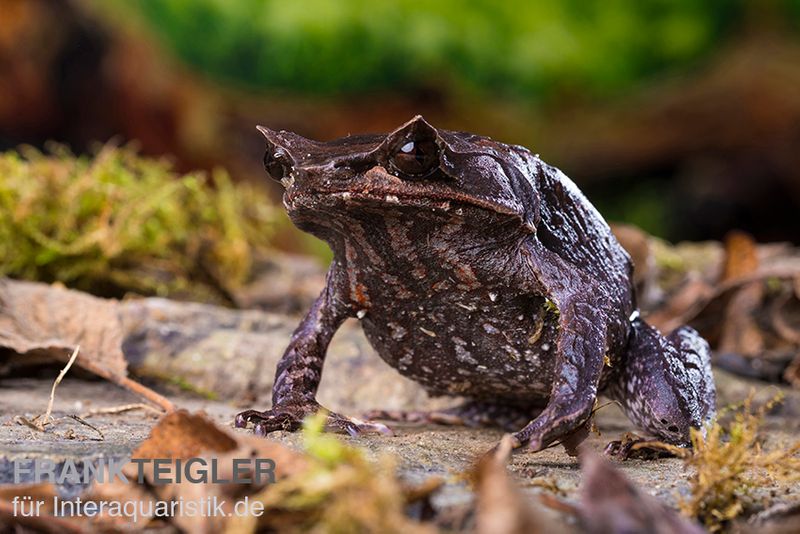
[2,0,799,247]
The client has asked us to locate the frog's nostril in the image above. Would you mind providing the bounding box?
[668,425,679,433]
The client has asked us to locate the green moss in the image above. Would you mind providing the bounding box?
[0,145,275,302]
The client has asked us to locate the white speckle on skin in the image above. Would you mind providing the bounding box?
[503,345,521,361]
[419,327,437,337]
[483,323,499,334]
[356,309,367,319]
[489,292,498,302]
[541,343,551,351]
[388,322,407,340]
[456,302,477,312]
[455,344,478,365]
[524,350,540,364]
[385,194,400,204]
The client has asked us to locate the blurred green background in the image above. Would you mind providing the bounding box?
[2,0,799,265]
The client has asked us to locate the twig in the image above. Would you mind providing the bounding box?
[13,415,42,431]
[76,357,175,413]
[65,414,104,441]
[79,403,162,418]
[38,345,80,430]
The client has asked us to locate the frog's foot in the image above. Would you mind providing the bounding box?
[363,401,540,432]
[604,433,682,460]
[235,402,393,437]
[502,415,593,457]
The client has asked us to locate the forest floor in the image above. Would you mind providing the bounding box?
[2,350,798,531]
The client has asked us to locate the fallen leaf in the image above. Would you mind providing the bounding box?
[131,410,237,460]
[86,410,307,532]
[0,279,126,376]
[645,276,715,333]
[722,231,759,282]
[718,282,765,356]
[0,483,87,533]
[611,223,653,291]
[578,451,704,534]
[473,435,558,534]
[0,278,173,411]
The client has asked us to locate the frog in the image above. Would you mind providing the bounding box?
[235,116,717,452]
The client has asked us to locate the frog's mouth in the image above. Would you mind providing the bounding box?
[285,166,525,220]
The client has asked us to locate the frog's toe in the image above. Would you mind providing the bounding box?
[234,402,320,435]
[604,433,682,460]
[328,414,394,437]
[234,410,268,428]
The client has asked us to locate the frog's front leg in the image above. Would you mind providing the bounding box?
[513,249,612,452]
[235,275,391,437]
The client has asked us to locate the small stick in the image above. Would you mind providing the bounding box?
[38,345,81,430]
[80,403,162,418]
[66,414,105,441]
[13,415,42,431]
[76,357,175,413]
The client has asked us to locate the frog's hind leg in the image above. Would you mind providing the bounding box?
[364,400,543,432]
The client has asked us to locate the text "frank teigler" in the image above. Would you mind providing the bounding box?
[13,457,277,485]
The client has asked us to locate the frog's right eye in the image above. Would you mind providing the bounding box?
[389,136,439,178]
[264,148,292,182]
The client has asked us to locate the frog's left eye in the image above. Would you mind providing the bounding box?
[264,148,292,182]
[390,137,439,178]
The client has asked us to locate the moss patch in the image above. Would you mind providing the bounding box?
[0,144,275,303]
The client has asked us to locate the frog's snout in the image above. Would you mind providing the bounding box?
[647,393,693,445]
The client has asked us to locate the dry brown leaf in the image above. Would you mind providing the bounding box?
[86,410,307,533]
[722,231,760,282]
[769,290,800,346]
[474,435,558,534]
[578,451,704,534]
[0,483,87,533]
[783,358,800,388]
[0,278,173,411]
[611,223,653,290]
[131,410,238,459]
[718,283,765,356]
[0,279,126,376]
[645,276,715,333]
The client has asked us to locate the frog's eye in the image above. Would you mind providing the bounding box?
[389,137,439,178]
[264,148,292,182]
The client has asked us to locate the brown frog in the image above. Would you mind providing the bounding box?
[235,116,716,452]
